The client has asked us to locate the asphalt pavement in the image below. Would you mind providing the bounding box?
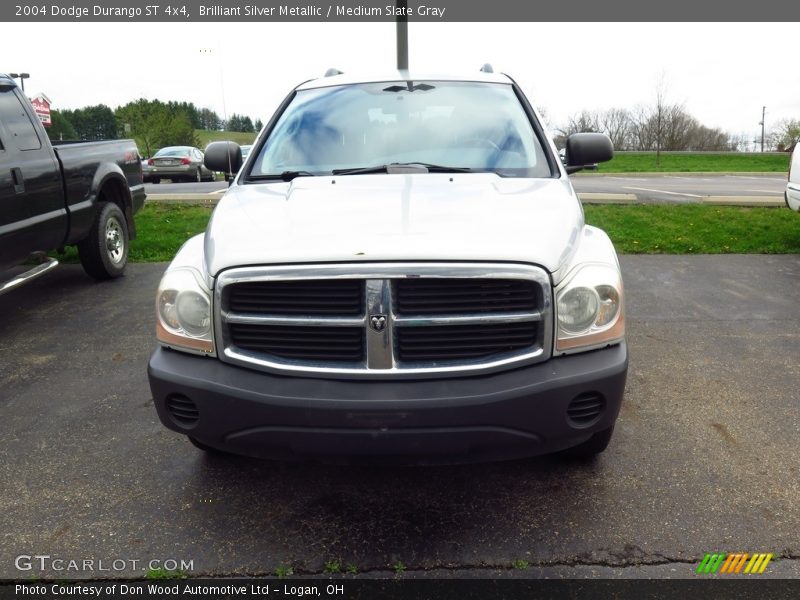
[1,256,799,579]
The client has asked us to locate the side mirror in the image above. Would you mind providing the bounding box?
[204,141,242,177]
[564,133,613,174]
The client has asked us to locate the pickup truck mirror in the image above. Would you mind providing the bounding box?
[205,142,243,177]
[564,133,613,174]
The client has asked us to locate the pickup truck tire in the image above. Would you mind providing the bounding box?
[559,426,615,459]
[77,202,129,280]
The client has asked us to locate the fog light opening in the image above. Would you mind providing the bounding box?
[165,393,200,428]
[566,392,605,427]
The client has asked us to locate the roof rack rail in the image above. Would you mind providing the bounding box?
[324,68,343,77]
[480,63,494,73]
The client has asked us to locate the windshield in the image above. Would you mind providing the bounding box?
[156,147,191,157]
[250,81,552,178]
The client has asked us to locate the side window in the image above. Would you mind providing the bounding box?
[0,88,42,151]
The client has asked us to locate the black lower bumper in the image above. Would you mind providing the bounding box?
[148,342,628,463]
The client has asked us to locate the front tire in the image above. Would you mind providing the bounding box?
[77,202,129,280]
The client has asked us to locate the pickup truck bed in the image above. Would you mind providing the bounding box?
[0,74,145,289]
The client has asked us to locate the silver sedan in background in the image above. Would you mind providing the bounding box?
[147,146,216,183]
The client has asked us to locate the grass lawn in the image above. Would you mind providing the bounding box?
[593,152,789,173]
[195,129,257,148]
[55,204,214,264]
[584,204,800,254]
[53,203,800,265]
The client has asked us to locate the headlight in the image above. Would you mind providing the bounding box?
[156,268,214,354]
[555,264,624,353]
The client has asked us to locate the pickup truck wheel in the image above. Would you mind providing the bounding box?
[559,426,615,459]
[77,202,129,280]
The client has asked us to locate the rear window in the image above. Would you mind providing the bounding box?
[156,148,191,157]
[251,81,552,178]
[0,88,42,151]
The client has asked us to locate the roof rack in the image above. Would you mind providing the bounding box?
[324,68,343,77]
[480,63,494,73]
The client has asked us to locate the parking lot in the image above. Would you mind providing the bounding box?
[1,255,799,579]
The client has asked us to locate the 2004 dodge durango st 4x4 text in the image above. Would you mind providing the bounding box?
[147,69,628,462]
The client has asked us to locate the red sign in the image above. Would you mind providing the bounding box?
[30,96,51,128]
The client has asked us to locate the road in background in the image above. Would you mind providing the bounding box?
[145,174,788,205]
[571,173,786,204]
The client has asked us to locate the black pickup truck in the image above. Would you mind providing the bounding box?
[0,73,145,293]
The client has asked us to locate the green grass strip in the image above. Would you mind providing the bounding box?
[53,203,800,264]
[584,204,800,254]
[594,152,789,173]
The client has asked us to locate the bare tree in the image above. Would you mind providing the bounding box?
[652,74,669,166]
[769,119,800,152]
[629,104,655,151]
[553,110,600,148]
[600,108,631,150]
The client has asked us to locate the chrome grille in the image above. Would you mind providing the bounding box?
[228,323,364,361]
[216,263,552,379]
[393,278,540,315]
[396,322,539,361]
[228,280,364,315]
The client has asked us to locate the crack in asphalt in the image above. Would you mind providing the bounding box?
[185,552,800,578]
[2,556,798,582]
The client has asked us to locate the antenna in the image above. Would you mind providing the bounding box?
[396,0,408,70]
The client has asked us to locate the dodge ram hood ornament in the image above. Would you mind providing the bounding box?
[370,314,387,332]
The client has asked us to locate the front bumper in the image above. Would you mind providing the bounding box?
[786,186,800,212]
[148,342,628,463]
[150,164,194,178]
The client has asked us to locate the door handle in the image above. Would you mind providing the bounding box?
[11,168,24,194]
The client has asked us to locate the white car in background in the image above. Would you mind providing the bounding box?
[786,146,800,212]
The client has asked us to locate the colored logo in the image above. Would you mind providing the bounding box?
[696,552,773,575]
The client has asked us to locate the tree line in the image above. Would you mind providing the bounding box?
[553,104,799,154]
[46,99,263,157]
[45,95,799,157]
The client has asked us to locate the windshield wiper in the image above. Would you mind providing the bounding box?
[247,171,316,182]
[332,162,473,176]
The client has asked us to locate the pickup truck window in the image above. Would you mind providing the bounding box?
[251,81,551,178]
[0,88,42,151]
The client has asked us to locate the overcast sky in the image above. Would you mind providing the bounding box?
[2,22,796,143]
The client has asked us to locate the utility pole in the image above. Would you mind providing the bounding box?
[396,0,408,70]
[759,106,766,152]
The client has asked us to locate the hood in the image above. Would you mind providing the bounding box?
[204,173,583,277]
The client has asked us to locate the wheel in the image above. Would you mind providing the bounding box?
[77,202,129,280]
[559,426,615,459]
[203,169,215,182]
[152,177,160,184]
